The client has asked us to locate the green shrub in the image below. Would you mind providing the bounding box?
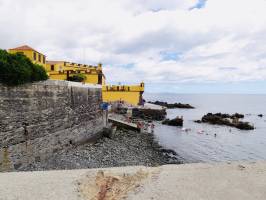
[67,73,86,82]
[31,64,48,82]
[0,49,48,86]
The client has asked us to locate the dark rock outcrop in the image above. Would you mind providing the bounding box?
[161,149,177,156]
[132,108,166,121]
[234,121,255,130]
[258,114,263,118]
[202,112,244,119]
[231,113,245,119]
[194,120,202,123]
[196,113,254,130]
[148,101,194,109]
[162,117,183,126]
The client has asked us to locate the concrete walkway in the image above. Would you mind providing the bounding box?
[0,162,266,200]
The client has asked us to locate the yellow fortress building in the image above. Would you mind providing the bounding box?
[8,45,144,106]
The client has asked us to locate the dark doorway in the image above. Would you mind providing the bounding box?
[98,74,102,84]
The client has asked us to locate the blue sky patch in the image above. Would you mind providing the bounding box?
[122,63,135,68]
[160,51,181,61]
[190,0,207,10]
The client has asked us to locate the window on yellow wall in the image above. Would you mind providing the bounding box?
[51,65,55,71]
[33,52,36,60]
[38,54,41,62]
[43,56,46,64]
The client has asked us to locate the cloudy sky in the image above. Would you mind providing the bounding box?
[1,0,266,93]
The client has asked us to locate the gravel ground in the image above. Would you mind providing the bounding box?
[20,128,180,171]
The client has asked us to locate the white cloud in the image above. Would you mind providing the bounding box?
[1,0,266,90]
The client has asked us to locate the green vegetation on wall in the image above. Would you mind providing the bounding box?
[0,49,48,86]
[67,73,87,82]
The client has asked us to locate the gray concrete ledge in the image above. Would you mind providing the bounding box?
[0,161,266,200]
[35,80,102,89]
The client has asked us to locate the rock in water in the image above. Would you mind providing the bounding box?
[162,117,183,126]
[231,113,244,119]
[194,120,202,123]
[258,114,263,118]
[132,108,167,121]
[148,101,194,109]
[235,121,255,130]
[196,113,254,130]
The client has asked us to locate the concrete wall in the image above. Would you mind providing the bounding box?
[0,80,103,171]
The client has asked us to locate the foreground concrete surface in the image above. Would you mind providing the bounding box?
[0,162,266,200]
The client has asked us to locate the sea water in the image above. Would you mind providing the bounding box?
[144,93,266,163]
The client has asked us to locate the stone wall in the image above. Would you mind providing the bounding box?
[0,80,103,171]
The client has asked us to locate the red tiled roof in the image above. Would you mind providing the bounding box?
[9,45,45,56]
[10,45,36,51]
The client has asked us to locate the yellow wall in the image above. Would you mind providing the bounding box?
[102,91,142,106]
[85,74,99,84]
[48,71,101,84]
[102,83,144,106]
[46,62,65,72]
[49,73,67,80]
[8,49,46,67]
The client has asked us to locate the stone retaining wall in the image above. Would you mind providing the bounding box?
[0,80,103,171]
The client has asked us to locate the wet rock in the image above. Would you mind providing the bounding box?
[161,149,177,156]
[202,113,231,125]
[162,117,183,126]
[258,114,263,118]
[235,121,255,130]
[102,127,113,139]
[148,101,194,109]
[231,113,244,119]
[194,120,202,123]
[196,113,254,130]
[132,108,166,121]
[204,112,244,119]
